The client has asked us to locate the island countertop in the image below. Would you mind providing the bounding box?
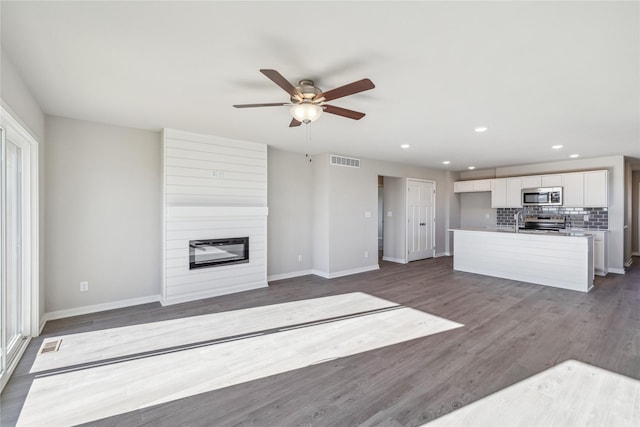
[449,228,594,292]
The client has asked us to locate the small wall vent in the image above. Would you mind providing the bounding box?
[330,155,360,168]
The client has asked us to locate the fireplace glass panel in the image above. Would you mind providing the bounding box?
[189,237,249,269]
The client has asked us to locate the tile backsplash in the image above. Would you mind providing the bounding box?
[497,207,608,230]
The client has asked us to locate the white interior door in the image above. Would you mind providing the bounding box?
[407,179,435,261]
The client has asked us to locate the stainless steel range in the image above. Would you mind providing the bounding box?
[522,215,566,232]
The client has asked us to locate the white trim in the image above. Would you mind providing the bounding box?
[0,106,40,392]
[44,295,161,322]
[382,256,407,264]
[632,252,640,256]
[608,267,625,275]
[161,282,267,306]
[311,265,379,279]
[624,258,633,268]
[0,336,30,393]
[268,270,313,282]
[435,252,452,257]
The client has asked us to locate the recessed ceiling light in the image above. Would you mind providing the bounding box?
[570,154,580,158]
[442,161,451,165]
[400,144,411,149]
[474,126,488,133]
[552,145,564,150]
[468,166,476,170]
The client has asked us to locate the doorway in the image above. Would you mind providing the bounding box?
[407,179,436,261]
[378,176,383,260]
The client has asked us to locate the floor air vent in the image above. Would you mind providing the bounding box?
[330,155,360,168]
[40,339,62,354]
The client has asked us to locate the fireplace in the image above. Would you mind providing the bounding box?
[189,237,249,270]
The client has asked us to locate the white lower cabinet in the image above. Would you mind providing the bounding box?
[587,231,608,276]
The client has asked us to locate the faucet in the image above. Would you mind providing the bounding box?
[515,211,524,233]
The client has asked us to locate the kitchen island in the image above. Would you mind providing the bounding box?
[450,228,594,292]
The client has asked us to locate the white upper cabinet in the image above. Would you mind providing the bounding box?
[562,170,608,207]
[491,178,522,208]
[488,170,607,208]
[583,170,608,207]
[562,172,584,207]
[491,179,507,207]
[506,177,523,207]
[454,179,491,193]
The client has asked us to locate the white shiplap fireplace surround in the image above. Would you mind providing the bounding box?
[162,129,268,305]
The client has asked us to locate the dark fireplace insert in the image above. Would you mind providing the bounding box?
[189,237,249,270]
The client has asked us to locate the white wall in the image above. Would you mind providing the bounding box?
[310,154,454,277]
[45,116,161,313]
[267,148,313,279]
[459,192,496,228]
[1,48,46,323]
[312,153,331,274]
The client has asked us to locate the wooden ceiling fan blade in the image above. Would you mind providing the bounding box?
[260,69,302,98]
[323,105,366,120]
[289,118,302,127]
[318,78,375,102]
[233,102,290,108]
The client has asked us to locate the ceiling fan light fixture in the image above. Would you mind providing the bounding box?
[290,103,323,124]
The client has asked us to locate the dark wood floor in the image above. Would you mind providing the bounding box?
[2,256,639,426]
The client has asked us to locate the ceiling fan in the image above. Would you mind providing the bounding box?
[233,69,375,127]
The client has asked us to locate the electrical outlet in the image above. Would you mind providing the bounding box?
[297,254,303,262]
[80,281,89,292]
[364,251,369,258]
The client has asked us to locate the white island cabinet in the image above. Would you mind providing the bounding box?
[450,229,594,292]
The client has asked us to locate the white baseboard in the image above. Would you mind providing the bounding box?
[382,256,407,264]
[435,252,452,257]
[624,258,633,268]
[161,281,268,306]
[608,267,625,275]
[312,265,380,279]
[44,295,161,322]
[632,252,640,257]
[268,270,314,282]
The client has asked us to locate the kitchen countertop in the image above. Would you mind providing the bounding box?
[449,227,594,238]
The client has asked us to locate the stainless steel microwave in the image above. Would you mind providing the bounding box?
[521,187,563,206]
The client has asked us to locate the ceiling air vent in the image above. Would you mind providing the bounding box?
[330,155,360,168]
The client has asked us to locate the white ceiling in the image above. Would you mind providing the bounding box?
[2,1,639,171]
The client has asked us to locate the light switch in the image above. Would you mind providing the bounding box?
[387,211,392,217]
[365,211,371,218]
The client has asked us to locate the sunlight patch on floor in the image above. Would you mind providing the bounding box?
[426,360,640,427]
[30,292,397,373]
[19,294,463,426]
